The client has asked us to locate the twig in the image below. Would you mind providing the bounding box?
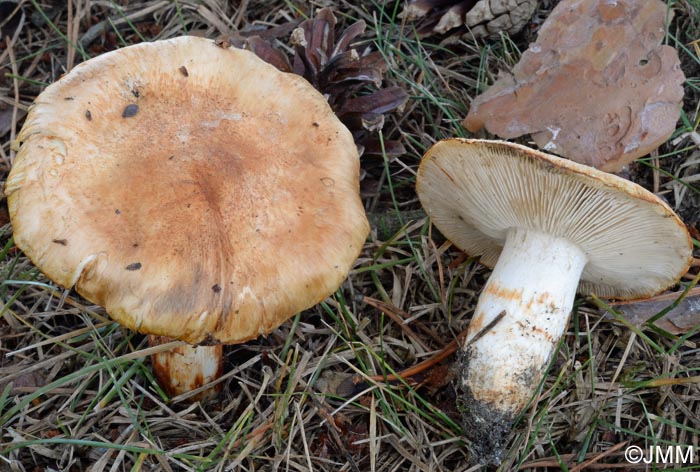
[79,1,169,48]
[66,0,75,71]
[359,310,506,385]
[232,0,249,30]
[519,442,632,470]
[229,421,272,450]
[362,295,444,345]
[651,151,660,194]
[361,296,431,351]
[569,441,629,472]
[608,286,700,306]
[6,31,20,166]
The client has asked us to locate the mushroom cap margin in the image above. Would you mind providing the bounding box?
[6,36,370,344]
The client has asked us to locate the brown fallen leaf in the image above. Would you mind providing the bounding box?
[0,367,47,394]
[463,0,685,172]
[610,288,700,335]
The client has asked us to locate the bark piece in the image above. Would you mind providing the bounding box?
[463,0,685,172]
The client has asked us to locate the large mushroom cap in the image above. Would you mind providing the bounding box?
[6,36,369,344]
[416,139,693,300]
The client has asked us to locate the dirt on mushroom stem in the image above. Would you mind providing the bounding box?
[454,227,586,465]
[457,348,543,465]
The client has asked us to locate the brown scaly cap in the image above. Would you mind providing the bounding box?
[6,36,369,344]
[417,139,693,300]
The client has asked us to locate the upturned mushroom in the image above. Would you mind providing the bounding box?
[416,139,693,464]
[6,36,369,399]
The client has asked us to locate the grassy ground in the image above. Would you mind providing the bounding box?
[1,0,700,470]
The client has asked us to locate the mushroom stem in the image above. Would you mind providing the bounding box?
[458,227,587,464]
[148,335,223,401]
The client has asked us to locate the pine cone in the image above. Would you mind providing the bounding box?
[402,0,538,39]
[225,8,408,158]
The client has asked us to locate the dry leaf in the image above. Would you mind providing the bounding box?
[612,291,700,335]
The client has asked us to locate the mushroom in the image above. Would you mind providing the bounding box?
[463,0,685,172]
[415,139,693,464]
[6,36,369,400]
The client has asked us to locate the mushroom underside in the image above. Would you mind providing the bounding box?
[416,138,693,465]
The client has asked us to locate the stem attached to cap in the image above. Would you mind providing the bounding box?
[148,335,223,401]
[457,227,587,464]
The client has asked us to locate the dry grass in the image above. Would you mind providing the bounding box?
[1,0,700,470]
